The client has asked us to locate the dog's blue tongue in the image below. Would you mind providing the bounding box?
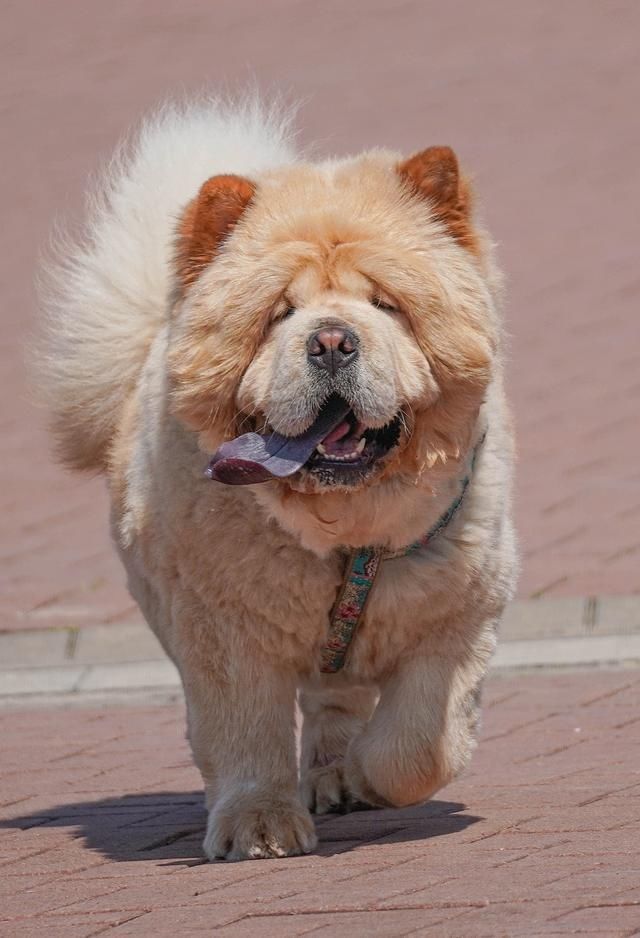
[206,398,351,485]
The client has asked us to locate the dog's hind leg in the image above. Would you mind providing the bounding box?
[298,683,378,814]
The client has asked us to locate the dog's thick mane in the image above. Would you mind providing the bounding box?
[37,96,298,472]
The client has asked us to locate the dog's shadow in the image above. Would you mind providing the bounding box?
[1,792,481,864]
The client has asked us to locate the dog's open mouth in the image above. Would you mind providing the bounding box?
[306,401,401,477]
[206,395,401,486]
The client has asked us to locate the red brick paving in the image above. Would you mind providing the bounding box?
[3,12,639,933]
[1,1,640,633]
[1,670,639,936]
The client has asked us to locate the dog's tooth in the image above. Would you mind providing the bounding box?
[319,448,366,463]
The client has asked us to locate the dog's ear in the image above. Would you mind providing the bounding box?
[175,174,255,292]
[397,147,478,253]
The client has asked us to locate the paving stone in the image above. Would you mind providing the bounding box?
[4,912,149,938]
[501,599,586,640]
[217,908,471,936]
[75,661,180,693]
[597,597,640,635]
[0,671,638,935]
[0,630,70,668]
[549,902,640,933]
[0,666,85,696]
[73,624,165,665]
[492,634,640,670]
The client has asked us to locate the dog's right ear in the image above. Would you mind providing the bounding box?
[175,174,255,293]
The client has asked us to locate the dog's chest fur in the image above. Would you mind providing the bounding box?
[110,332,516,683]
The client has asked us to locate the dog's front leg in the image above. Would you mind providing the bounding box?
[183,655,317,861]
[344,631,494,808]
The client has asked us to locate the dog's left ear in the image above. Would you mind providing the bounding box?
[175,174,256,293]
[397,147,477,253]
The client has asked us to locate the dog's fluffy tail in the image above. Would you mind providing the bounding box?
[37,95,297,472]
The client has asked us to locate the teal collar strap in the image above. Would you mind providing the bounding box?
[319,432,486,674]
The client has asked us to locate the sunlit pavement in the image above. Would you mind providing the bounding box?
[2,2,640,934]
[1,671,639,936]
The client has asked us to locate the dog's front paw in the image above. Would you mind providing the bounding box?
[204,791,317,861]
[301,761,374,815]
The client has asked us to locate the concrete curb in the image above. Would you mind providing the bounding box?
[492,632,640,669]
[1,596,639,706]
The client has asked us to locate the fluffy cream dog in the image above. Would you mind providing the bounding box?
[40,98,517,861]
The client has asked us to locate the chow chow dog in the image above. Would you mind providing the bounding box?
[39,98,517,861]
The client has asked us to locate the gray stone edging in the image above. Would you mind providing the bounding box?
[0,596,639,703]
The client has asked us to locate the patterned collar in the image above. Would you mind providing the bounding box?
[319,432,486,673]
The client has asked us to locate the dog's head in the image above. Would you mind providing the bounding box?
[169,148,499,499]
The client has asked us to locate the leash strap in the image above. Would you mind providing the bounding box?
[319,547,383,673]
[319,432,486,674]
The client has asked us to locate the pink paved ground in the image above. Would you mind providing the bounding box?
[2,0,640,630]
[1,670,639,936]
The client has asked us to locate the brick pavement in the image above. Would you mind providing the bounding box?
[3,7,639,933]
[2,1,640,636]
[1,670,639,936]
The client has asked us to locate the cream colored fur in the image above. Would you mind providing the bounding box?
[38,98,517,861]
[38,97,296,471]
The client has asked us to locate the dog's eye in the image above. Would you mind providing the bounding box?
[282,306,296,319]
[372,297,398,314]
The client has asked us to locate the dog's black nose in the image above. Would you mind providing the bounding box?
[307,327,359,375]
